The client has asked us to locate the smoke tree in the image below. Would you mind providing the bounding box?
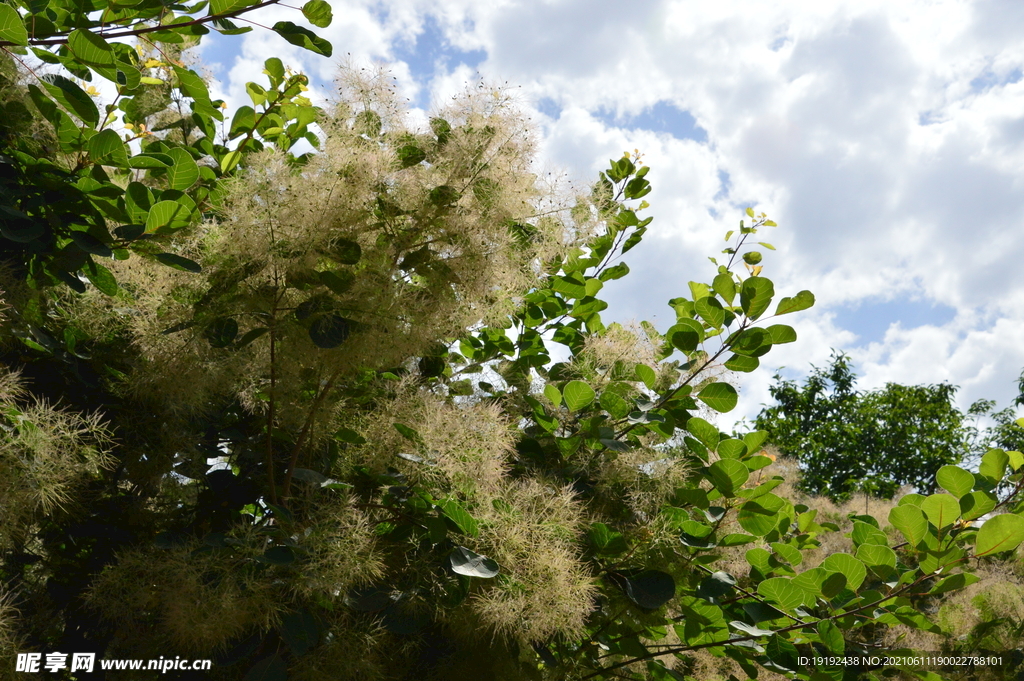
[2,3,1024,680]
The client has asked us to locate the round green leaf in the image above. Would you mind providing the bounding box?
[301,0,333,27]
[888,504,928,546]
[821,553,866,590]
[936,465,974,498]
[84,261,118,296]
[708,459,749,497]
[145,201,187,233]
[757,577,803,612]
[694,296,725,329]
[449,546,499,578]
[154,253,202,273]
[697,382,738,413]
[686,417,719,450]
[921,493,961,530]
[166,147,200,190]
[960,490,997,521]
[204,317,238,348]
[0,4,28,46]
[87,129,129,167]
[740,276,774,320]
[855,543,897,568]
[634,364,656,389]
[976,513,1024,557]
[562,380,595,411]
[737,493,786,536]
[331,238,362,264]
[817,620,844,655]
[620,570,675,610]
[309,314,350,348]
[69,28,115,67]
[544,384,562,407]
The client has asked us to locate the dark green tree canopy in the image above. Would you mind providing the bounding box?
[755,352,971,500]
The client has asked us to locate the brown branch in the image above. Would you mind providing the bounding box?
[580,569,941,680]
[280,367,342,504]
[0,0,285,48]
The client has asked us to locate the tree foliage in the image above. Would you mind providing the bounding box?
[2,4,1024,681]
[755,352,976,501]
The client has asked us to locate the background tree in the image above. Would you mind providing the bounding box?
[755,352,973,500]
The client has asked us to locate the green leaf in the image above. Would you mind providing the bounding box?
[210,0,251,12]
[562,380,595,411]
[979,448,1009,483]
[280,609,319,657]
[936,465,974,498]
[821,553,866,590]
[204,317,238,348]
[449,546,499,578]
[128,153,173,169]
[724,354,759,373]
[589,522,628,555]
[740,277,774,320]
[757,577,803,612]
[737,494,786,536]
[172,66,222,120]
[817,620,844,655]
[667,319,704,353]
[855,543,897,568]
[850,520,888,546]
[437,499,479,537]
[551,275,587,299]
[694,296,725,328]
[888,505,928,546]
[396,144,426,168]
[331,238,362,265]
[930,572,980,596]
[618,570,675,610]
[686,417,719,450]
[319,270,354,295]
[86,129,129,167]
[697,382,738,412]
[166,147,200,190]
[765,324,796,344]
[309,314,350,348]
[635,364,656,389]
[272,21,333,57]
[600,390,630,419]
[84,261,118,296]
[976,513,1024,557]
[0,4,28,45]
[302,0,333,27]
[68,29,115,67]
[145,201,186,233]
[920,493,961,530]
[960,490,997,521]
[774,290,815,316]
[393,423,420,442]
[544,384,562,407]
[712,272,736,304]
[708,459,749,497]
[41,74,99,126]
[154,253,202,273]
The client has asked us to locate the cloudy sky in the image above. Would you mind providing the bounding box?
[197,0,1024,425]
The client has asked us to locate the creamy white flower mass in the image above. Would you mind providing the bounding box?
[197,0,1024,425]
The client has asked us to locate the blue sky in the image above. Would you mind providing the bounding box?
[196,0,1024,425]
